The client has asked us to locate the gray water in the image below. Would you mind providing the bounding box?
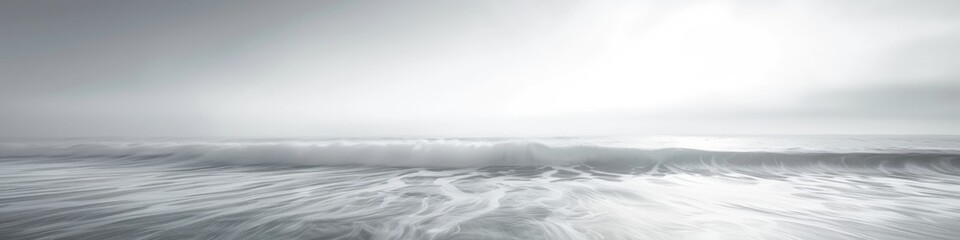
[2,136,960,239]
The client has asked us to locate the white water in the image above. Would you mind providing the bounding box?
[1,136,959,239]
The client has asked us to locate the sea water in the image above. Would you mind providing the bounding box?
[1,136,959,239]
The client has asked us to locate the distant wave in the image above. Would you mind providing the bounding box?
[2,139,959,174]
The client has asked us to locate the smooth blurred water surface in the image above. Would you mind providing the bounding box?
[1,136,959,239]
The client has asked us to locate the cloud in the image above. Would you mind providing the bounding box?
[1,0,959,137]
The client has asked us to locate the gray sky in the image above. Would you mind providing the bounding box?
[2,0,959,137]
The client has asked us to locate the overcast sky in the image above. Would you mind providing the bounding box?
[1,0,959,138]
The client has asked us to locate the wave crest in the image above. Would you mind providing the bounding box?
[2,139,959,174]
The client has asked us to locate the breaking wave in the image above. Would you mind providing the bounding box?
[2,137,959,174]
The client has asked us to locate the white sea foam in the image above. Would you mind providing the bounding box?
[1,136,959,239]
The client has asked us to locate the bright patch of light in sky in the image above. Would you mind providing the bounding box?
[1,0,959,137]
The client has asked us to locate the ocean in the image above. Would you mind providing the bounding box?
[1,136,959,239]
